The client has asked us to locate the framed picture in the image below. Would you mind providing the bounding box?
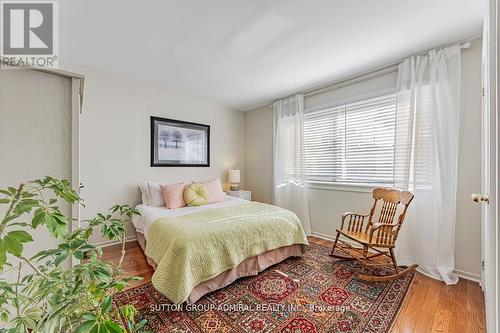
[150,116,210,167]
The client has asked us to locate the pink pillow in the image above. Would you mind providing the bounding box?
[202,179,225,204]
[160,182,188,209]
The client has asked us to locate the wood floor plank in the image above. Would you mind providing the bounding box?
[412,276,444,333]
[101,237,486,333]
[467,280,486,333]
[391,273,427,333]
[450,279,468,333]
[431,279,466,332]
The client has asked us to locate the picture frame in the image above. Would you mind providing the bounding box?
[150,116,210,167]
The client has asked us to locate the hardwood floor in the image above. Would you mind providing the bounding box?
[101,236,486,333]
[308,236,486,333]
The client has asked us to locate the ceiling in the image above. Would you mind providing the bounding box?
[60,0,484,111]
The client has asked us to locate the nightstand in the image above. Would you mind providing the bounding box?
[226,190,251,201]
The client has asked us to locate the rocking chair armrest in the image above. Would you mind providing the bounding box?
[370,222,399,230]
[340,212,371,230]
[368,222,399,242]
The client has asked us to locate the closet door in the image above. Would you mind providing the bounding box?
[0,69,79,264]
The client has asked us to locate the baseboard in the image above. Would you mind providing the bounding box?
[93,236,138,248]
[310,232,482,284]
[311,231,336,241]
[453,269,482,283]
[312,231,360,247]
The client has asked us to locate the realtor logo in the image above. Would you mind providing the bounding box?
[1,0,58,68]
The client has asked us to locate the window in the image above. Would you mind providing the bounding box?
[304,92,396,186]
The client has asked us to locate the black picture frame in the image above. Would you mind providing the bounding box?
[150,116,210,167]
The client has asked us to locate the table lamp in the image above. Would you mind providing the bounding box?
[228,169,240,191]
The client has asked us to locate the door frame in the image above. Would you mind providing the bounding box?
[71,78,82,227]
[482,0,498,332]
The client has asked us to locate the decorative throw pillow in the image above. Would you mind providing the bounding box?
[161,182,188,209]
[202,179,225,204]
[184,183,209,206]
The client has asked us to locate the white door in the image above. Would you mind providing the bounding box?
[479,1,498,331]
[0,69,82,271]
[0,69,72,274]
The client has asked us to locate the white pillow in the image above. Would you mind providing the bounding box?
[146,182,165,207]
[139,183,150,205]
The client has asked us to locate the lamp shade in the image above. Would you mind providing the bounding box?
[228,169,240,183]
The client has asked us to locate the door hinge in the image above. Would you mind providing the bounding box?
[482,260,485,271]
[482,87,486,97]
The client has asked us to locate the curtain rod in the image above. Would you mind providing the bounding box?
[269,40,471,105]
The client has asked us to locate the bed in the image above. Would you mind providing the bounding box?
[131,195,309,304]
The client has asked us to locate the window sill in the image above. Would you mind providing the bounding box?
[307,181,380,193]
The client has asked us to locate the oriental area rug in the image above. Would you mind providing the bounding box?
[114,243,414,333]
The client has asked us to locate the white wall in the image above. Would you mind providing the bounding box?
[78,69,245,244]
[244,38,483,279]
[244,106,273,204]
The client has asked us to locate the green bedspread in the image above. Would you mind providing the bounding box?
[145,202,309,304]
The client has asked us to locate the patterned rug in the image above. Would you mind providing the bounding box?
[114,243,414,333]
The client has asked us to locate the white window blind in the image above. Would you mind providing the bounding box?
[304,93,396,186]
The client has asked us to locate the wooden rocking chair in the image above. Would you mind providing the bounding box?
[330,188,418,282]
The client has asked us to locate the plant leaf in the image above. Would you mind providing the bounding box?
[103,321,124,333]
[90,323,99,333]
[82,313,97,321]
[13,198,39,215]
[7,230,33,243]
[74,251,85,260]
[0,189,11,196]
[76,320,97,333]
[45,213,67,238]
[136,319,147,330]
[0,240,6,270]
[120,304,136,322]
[4,234,23,257]
[40,316,59,333]
[54,253,69,266]
[100,296,112,314]
[31,208,46,228]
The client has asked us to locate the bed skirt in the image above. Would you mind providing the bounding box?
[135,232,305,304]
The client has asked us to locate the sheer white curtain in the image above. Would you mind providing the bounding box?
[394,45,461,284]
[273,93,311,236]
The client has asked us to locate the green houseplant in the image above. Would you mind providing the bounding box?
[0,177,150,333]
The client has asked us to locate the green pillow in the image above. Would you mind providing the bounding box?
[184,183,209,206]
